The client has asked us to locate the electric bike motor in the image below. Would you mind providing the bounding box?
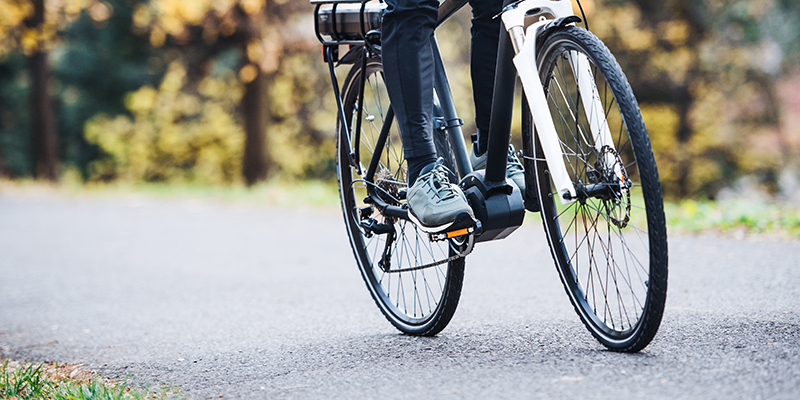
[460,170,525,243]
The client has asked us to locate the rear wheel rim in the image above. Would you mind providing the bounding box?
[337,60,460,332]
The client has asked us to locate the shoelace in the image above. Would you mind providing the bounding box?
[507,145,524,174]
[423,159,458,203]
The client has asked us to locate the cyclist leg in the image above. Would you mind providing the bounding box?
[382,0,438,185]
[469,0,502,155]
[383,0,474,232]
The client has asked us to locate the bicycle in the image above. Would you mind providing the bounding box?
[312,0,668,352]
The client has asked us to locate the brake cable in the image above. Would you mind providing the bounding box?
[575,0,589,31]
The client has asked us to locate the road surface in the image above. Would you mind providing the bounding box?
[1,192,798,399]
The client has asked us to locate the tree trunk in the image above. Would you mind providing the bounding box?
[0,148,6,178]
[27,0,58,181]
[242,70,271,185]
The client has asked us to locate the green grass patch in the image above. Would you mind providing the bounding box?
[0,359,181,400]
[665,199,800,239]
[0,178,341,210]
[530,194,799,240]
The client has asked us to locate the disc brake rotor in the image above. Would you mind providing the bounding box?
[599,145,631,229]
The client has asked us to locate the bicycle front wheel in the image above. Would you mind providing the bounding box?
[527,27,668,352]
[336,56,464,336]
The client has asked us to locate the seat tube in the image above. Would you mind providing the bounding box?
[484,24,516,184]
[431,36,472,178]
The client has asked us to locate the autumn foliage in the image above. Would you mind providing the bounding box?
[0,0,799,199]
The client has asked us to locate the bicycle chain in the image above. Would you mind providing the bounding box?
[382,253,464,273]
[383,229,474,273]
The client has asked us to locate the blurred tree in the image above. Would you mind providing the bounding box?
[131,0,322,185]
[2,0,797,199]
[84,61,245,184]
[54,0,164,178]
[0,0,113,179]
[25,0,58,180]
[586,0,800,198]
[0,52,33,177]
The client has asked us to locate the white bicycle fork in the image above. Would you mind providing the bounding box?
[502,0,617,205]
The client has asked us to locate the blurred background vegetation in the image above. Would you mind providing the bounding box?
[1,0,799,202]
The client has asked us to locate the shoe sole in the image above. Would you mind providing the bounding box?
[408,210,476,234]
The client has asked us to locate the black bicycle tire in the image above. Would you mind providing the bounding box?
[336,56,464,336]
[528,27,668,352]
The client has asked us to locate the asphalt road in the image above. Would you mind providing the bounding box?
[1,192,799,399]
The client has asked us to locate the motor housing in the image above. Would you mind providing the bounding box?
[460,170,525,243]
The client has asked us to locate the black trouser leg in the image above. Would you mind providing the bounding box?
[469,0,503,155]
[382,0,439,162]
[382,0,502,176]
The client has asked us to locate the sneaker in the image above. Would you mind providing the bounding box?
[469,142,526,192]
[407,158,476,233]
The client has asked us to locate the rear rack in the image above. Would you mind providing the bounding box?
[313,0,395,215]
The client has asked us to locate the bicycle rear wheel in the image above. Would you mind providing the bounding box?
[336,56,464,336]
[527,27,668,352]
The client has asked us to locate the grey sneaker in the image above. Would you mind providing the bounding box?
[469,143,526,192]
[407,158,476,233]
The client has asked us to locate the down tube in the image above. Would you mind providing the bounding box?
[431,37,472,179]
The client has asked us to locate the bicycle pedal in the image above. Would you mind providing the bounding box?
[429,226,474,242]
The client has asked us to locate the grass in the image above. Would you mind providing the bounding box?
[0,359,181,400]
[538,190,800,240]
[0,177,341,209]
[664,198,800,239]
[1,178,798,239]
